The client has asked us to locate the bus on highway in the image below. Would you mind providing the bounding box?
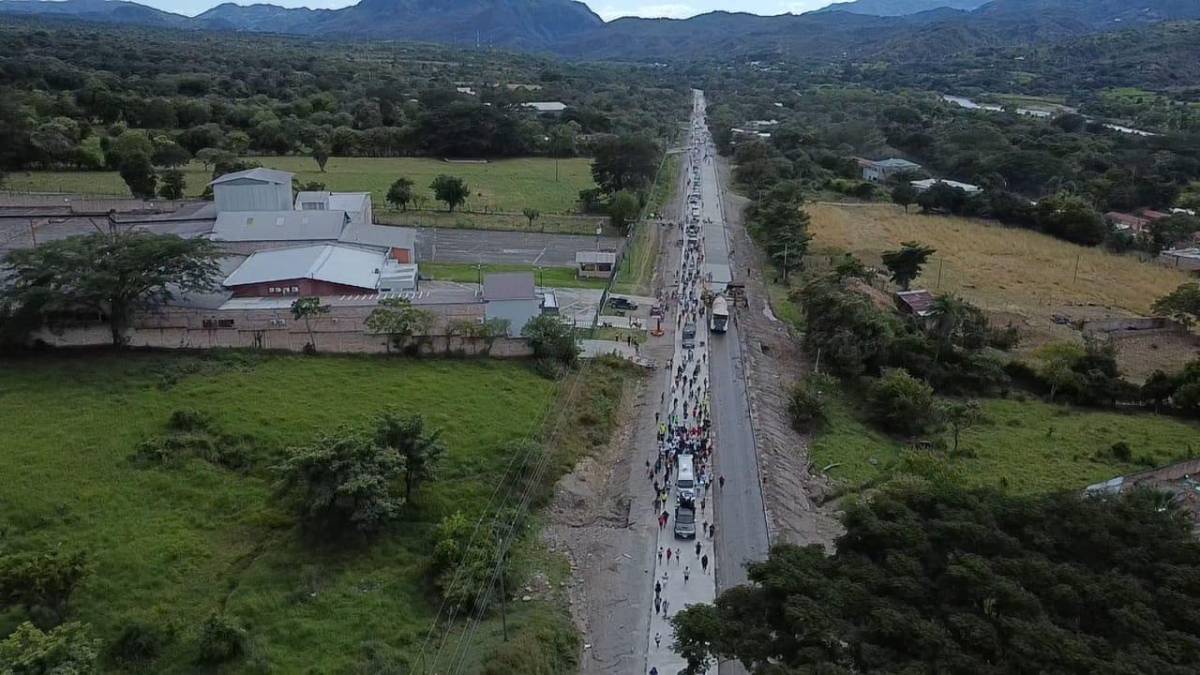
[709,295,729,334]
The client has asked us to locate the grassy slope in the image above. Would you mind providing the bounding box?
[0,352,592,672]
[811,385,1200,495]
[6,156,596,214]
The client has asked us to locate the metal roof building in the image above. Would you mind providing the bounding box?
[523,101,567,113]
[212,211,349,242]
[337,224,416,253]
[219,243,379,291]
[210,168,295,213]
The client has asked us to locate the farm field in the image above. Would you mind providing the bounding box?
[4,156,597,215]
[0,351,627,672]
[806,203,1194,362]
[810,384,1200,495]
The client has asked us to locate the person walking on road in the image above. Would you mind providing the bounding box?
[655,596,661,615]
[662,599,670,616]
[701,554,709,573]
[658,547,663,563]
[684,566,690,583]
[719,475,725,490]
[666,548,672,564]
[655,633,662,649]
[695,541,701,556]
[655,580,661,597]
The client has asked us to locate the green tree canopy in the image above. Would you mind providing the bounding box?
[673,481,1200,674]
[274,434,405,537]
[1154,282,1200,327]
[881,241,936,291]
[430,174,469,212]
[386,177,415,211]
[373,411,446,501]
[591,135,659,194]
[607,190,641,233]
[1,232,220,347]
[0,621,99,673]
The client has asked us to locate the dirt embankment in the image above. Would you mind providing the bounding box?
[716,160,842,549]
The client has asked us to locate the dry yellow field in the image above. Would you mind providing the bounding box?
[808,203,1190,318]
[806,203,1199,372]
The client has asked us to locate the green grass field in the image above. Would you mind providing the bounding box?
[0,351,627,672]
[4,156,597,215]
[810,384,1200,495]
[420,262,607,289]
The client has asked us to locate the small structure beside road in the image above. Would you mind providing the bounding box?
[1159,247,1200,273]
[576,250,616,279]
[895,289,936,318]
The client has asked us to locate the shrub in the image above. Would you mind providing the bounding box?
[1109,441,1132,463]
[788,375,832,433]
[167,408,212,432]
[108,620,168,664]
[195,613,245,665]
[867,369,938,437]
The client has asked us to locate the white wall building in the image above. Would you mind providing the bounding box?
[295,191,374,225]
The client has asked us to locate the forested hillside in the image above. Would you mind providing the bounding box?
[0,19,686,173]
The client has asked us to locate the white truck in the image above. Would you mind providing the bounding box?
[709,295,729,334]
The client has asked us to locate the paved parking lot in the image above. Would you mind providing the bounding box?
[414,227,624,266]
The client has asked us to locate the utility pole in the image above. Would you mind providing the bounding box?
[498,556,509,642]
[1072,253,1081,284]
[782,242,789,283]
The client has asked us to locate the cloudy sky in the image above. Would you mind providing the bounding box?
[135,0,837,20]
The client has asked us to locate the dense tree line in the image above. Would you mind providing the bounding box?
[672,479,1200,674]
[708,83,1200,250]
[0,19,687,174]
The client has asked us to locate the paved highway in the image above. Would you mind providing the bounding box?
[693,91,772,592]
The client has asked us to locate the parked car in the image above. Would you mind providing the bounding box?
[609,297,638,311]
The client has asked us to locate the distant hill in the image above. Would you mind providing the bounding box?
[0,0,188,26]
[1,0,1199,60]
[816,0,987,17]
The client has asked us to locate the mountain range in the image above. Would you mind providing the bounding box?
[1,0,1198,59]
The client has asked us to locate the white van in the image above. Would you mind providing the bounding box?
[676,455,695,491]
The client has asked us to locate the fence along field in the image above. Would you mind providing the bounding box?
[806,203,1194,355]
[5,155,597,216]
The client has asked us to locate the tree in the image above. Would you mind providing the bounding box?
[1153,283,1200,327]
[290,297,329,352]
[0,550,89,627]
[1035,193,1108,246]
[608,190,641,232]
[940,400,981,454]
[522,314,578,371]
[430,174,469,212]
[1034,341,1087,402]
[150,140,190,168]
[364,296,435,352]
[0,622,99,673]
[671,482,1200,674]
[867,368,938,436]
[2,232,220,347]
[881,241,936,291]
[118,152,157,199]
[1147,214,1200,254]
[891,182,917,213]
[158,168,185,200]
[311,142,330,172]
[522,207,540,230]
[591,135,659,194]
[274,434,404,536]
[386,177,415,211]
[373,411,446,501]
